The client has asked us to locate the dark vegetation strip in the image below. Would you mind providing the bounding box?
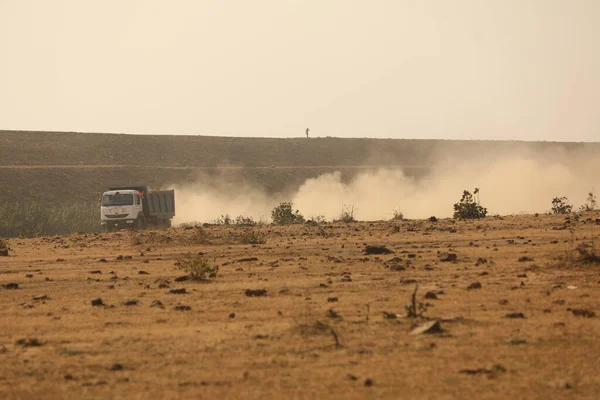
[0,202,99,238]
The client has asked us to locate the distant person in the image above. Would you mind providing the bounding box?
[305,128,310,138]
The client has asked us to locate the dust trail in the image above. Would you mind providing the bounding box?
[172,149,600,224]
[171,180,276,225]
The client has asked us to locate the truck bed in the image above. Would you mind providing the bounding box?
[147,190,175,218]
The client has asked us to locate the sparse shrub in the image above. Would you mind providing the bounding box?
[554,242,600,267]
[579,192,598,212]
[234,215,256,225]
[392,209,404,220]
[189,226,212,244]
[575,243,600,264]
[215,214,233,225]
[551,197,572,214]
[404,285,429,319]
[238,229,267,244]
[176,255,219,281]
[336,205,356,223]
[271,202,305,225]
[453,188,487,219]
[307,215,327,224]
[215,214,256,225]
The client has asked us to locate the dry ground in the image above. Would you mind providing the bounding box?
[1,214,599,399]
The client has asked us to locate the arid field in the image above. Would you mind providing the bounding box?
[1,214,599,399]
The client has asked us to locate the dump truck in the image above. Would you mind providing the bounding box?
[100,186,175,232]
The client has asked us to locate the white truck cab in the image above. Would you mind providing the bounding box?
[100,189,145,231]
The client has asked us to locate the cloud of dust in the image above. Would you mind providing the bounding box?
[172,148,600,224]
[171,176,277,225]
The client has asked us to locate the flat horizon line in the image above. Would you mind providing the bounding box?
[0,129,598,144]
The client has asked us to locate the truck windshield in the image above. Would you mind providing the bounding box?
[102,193,134,206]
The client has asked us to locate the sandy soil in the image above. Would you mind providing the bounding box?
[1,214,599,399]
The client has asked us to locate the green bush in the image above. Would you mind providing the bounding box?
[271,202,305,225]
[177,255,219,281]
[551,197,572,214]
[453,189,487,219]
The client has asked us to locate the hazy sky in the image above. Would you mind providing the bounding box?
[1,1,598,141]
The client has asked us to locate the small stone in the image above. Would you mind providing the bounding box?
[383,311,398,319]
[424,291,438,300]
[467,282,482,290]
[364,245,394,255]
[245,289,267,297]
[440,253,457,262]
[15,338,42,347]
[238,257,259,262]
[460,364,506,378]
[150,300,164,308]
[505,312,526,319]
[507,337,527,345]
[91,298,104,307]
[2,283,19,290]
[569,308,595,318]
[410,320,443,335]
